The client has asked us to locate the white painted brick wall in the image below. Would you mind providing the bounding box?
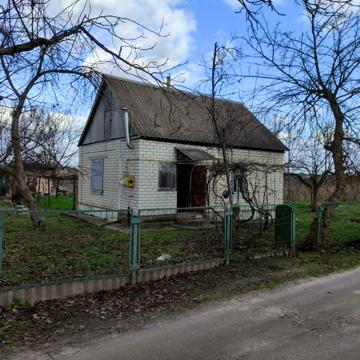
[79,138,284,213]
[78,139,122,209]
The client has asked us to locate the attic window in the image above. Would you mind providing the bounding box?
[91,159,104,194]
[158,163,176,190]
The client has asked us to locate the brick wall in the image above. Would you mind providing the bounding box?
[79,138,284,213]
[132,139,283,211]
[78,139,122,210]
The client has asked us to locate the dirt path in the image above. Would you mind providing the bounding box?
[9,266,360,360]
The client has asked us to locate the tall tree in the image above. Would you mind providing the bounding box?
[0,0,166,225]
[241,0,360,247]
[197,42,242,209]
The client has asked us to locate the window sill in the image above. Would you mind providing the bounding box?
[91,191,104,195]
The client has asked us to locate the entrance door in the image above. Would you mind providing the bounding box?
[177,164,207,208]
[191,166,207,207]
[177,164,192,208]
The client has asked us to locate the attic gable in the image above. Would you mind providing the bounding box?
[79,82,134,145]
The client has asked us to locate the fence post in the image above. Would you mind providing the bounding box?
[129,214,141,284]
[316,204,324,248]
[0,211,3,272]
[290,208,296,255]
[224,210,233,266]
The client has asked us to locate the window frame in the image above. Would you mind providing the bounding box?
[90,158,104,194]
[158,162,177,191]
[231,169,245,194]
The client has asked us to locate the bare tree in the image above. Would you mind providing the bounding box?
[197,42,243,209]
[195,41,283,228]
[290,132,332,212]
[24,111,81,168]
[0,0,167,225]
[0,108,64,166]
[241,0,360,247]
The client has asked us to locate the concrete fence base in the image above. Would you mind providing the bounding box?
[0,258,224,306]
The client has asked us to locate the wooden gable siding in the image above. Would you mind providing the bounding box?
[81,84,133,145]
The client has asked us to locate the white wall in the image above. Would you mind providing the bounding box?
[78,139,122,210]
[134,139,283,211]
[78,138,284,213]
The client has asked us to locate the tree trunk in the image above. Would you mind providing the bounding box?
[55,178,59,198]
[11,102,42,227]
[305,97,345,249]
[221,145,233,209]
[210,42,233,210]
[310,180,318,213]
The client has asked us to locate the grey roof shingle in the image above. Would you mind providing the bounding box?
[82,75,287,152]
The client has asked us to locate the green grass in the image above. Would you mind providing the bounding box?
[0,195,74,209]
[327,203,360,247]
[2,212,130,286]
[37,195,74,210]
[290,201,360,247]
[0,198,12,208]
[2,200,360,289]
[289,201,315,245]
[1,212,220,287]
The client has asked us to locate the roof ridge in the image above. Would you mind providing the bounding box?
[102,73,249,107]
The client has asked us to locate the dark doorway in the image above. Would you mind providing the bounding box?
[191,166,207,207]
[177,164,207,208]
[177,164,192,208]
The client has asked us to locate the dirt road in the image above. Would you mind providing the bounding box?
[10,267,360,360]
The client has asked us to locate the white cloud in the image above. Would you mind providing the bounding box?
[49,0,196,79]
[172,62,205,88]
[223,0,240,10]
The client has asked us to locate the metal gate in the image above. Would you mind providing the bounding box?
[275,204,296,254]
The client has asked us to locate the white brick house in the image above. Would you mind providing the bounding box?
[78,75,287,214]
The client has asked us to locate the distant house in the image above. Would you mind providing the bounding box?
[0,164,78,198]
[78,75,287,214]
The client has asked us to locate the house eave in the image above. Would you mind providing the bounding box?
[139,136,288,153]
[78,135,287,153]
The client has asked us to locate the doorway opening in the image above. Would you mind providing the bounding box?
[177,164,207,208]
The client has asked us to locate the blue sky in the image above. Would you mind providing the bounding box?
[43,0,309,120]
[66,0,307,89]
[170,0,305,87]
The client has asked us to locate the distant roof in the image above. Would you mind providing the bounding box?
[79,75,288,152]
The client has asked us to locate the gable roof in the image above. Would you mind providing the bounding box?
[79,75,288,152]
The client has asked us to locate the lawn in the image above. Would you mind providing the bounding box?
[37,195,74,209]
[1,211,222,288]
[0,195,74,209]
[1,201,360,289]
[2,212,130,287]
[288,201,314,245]
[289,201,360,247]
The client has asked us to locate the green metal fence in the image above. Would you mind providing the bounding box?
[0,203,296,290]
[232,204,296,259]
[136,206,226,271]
